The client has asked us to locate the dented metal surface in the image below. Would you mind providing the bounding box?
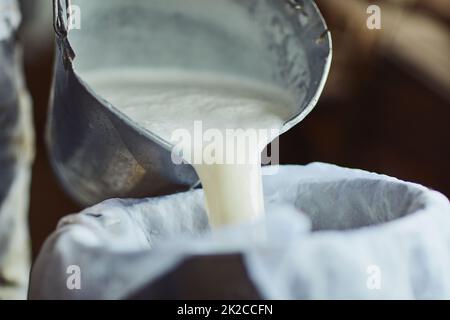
[47,0,331,206]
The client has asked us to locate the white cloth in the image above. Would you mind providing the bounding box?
[0,0,34,300]
[29,163,450,299]
[0,0,21,41]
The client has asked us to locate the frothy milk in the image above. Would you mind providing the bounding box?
[83,69,296,228]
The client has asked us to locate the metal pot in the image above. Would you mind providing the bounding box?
[48,0,332,206]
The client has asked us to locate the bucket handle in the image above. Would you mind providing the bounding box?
[53,0,76,69]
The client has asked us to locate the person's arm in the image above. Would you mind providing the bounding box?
[0,0,35,300]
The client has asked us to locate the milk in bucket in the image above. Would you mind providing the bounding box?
[84,68,296,227]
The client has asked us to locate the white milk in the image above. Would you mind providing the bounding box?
[83,69,296,228]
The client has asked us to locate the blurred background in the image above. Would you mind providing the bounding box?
[16,0,450,258]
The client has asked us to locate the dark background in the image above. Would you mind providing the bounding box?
[19,0,450,258]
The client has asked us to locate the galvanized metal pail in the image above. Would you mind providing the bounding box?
[48,0,332,206]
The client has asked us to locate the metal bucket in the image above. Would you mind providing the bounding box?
[48,0,332,206]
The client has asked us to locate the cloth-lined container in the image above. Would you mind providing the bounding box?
[29,163,450,299]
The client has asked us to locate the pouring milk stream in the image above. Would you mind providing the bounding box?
[84,69,296,228]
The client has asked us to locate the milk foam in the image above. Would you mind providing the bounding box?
[83,69,296,227]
